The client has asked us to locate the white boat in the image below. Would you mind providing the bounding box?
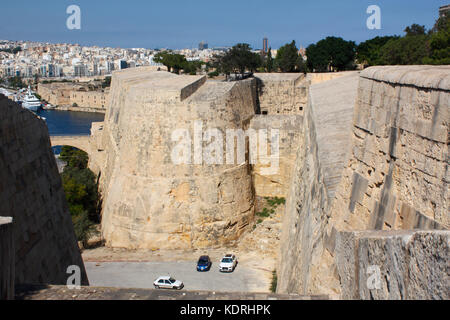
[22,86,41,112]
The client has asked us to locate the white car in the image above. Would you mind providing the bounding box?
[153,276,184,290]
[219,254,238,272]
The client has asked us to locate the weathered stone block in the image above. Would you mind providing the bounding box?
[336,230,449,300]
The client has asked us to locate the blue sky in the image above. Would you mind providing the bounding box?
[0,0,447,49]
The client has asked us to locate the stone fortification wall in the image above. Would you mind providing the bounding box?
[278,66,449,299]
[0,217,14,300]
[328,66,449,233]
[324,66,450,299]
[335,230,448,300]
[87,121,105,176]
[250,115,303,197]
[37,82,73,105]
[38,82,109,111]
[277,93,331,295]
[70,88,109,111]
[99,68,256,249]
[249,73,308,197]
[255,73,308,115]
[307,71,358,85]
[0,95,88,286]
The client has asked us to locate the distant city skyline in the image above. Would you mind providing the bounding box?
[0,0,448,50]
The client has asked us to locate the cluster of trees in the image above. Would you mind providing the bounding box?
[0,46,22,54]
[272,41,307,73]
[154,51,204,75]
[212,43,261,78]
[357,14,450,66]
[5,76,26,88]
[210,39,355,78]
[101,76,111,88]
[211,41,307,79]
[306,37,356,72]
[60,146,100,243]
[208,14,448,78]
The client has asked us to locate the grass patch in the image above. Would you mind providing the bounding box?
[265,196,286,207]
[256,207,271,218]
[270,270,277,293]
[255,197,285,220]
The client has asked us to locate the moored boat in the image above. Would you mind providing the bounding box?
[22,86,41,112]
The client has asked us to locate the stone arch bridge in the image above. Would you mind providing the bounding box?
[50,135,91,153]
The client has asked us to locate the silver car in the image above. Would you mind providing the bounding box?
[153,276,184,290]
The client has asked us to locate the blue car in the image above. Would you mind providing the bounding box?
[197,255,212,272]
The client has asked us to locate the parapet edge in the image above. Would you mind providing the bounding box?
[360,66,450,90]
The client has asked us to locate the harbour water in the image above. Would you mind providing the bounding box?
[36,109,104,156]
[37,109,105,136]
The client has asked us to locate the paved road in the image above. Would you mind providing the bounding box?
[85,261,266,293]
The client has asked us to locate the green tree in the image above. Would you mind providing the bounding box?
[424,14,450,65]
[404,24,426,36]
[102,76,111,88]
[431,12,450,33]
[63,178,88,206]
[62,166,99,220]
[213,43,261,79]
[0,46,21,54]
[212,52,232,79]
[360,17,449,66]
[72,212,95,243]
[182,60,203,75]
[59,146,100,243]
[207,70,219,78]
[60,146,88,169]
[275,41,301,72]
[306,37,356,72]
[154,51,187,74]
[356,36,400,66]
[296,55,308,74]
[378,35,429,65]
[266,48,274,72]
[8,76,25,88]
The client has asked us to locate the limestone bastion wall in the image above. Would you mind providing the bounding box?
[334,229,449,299]
[250,73,308,197]
[277,66,449,299]
[0,217,14,299]
[307,71,355,85]
[327,66,449,299]
[328,66,449,231]
[256,73,308,115]
[249,115,303,197]
[0,95,88,287]
[276,88,331,295]
[98,68,257,249]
